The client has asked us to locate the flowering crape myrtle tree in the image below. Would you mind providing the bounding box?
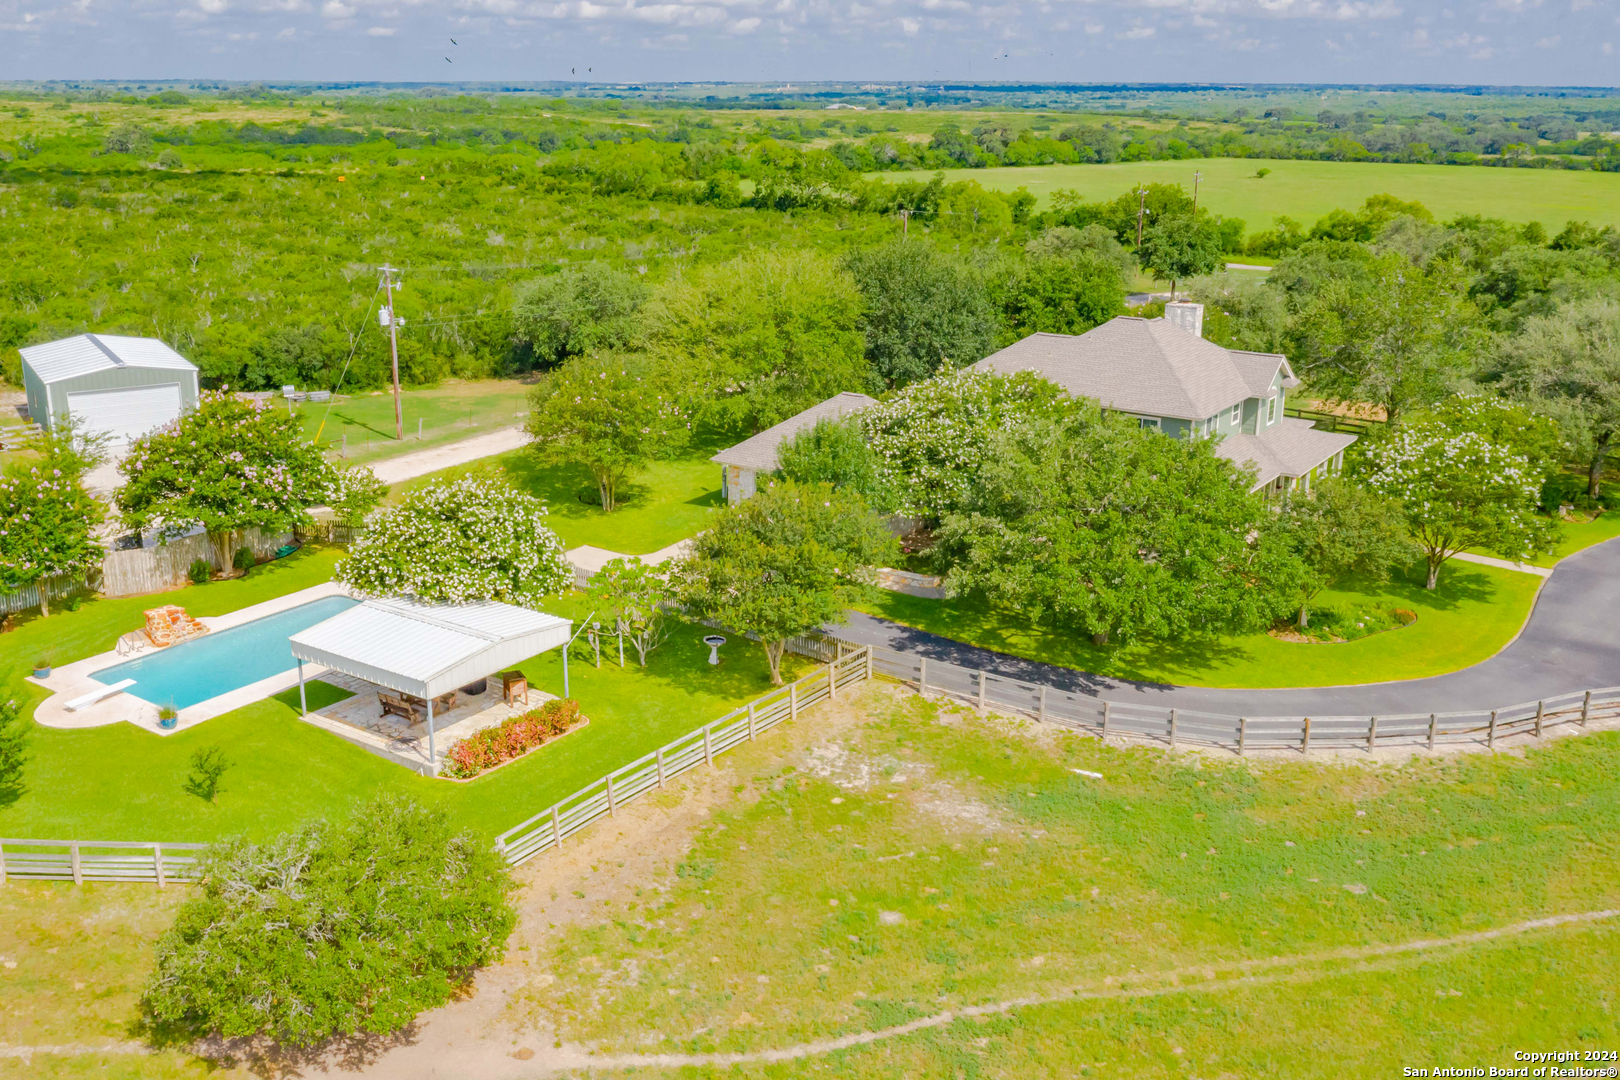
[674,481,898,685]
[0,462,104,617]
[526,355,687,512]
[862,369,1075,521]
[586,557,672,667]
[1364,421,1556,589]
[335,476,573,607]
[324,464,387,529]
[117,390,332,568]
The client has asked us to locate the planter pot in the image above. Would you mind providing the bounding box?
[32,666,50,679]
[158,715,179,730]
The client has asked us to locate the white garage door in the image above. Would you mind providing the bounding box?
[67,383,183,447]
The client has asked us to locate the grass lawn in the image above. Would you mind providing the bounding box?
[0,579,811,845]
[294,378,532,466]
[857,560,1542,688]
[514,689,1620,1072]
[1472,510,1620,569]
[872,157,1620,232]
[395,446,724,555]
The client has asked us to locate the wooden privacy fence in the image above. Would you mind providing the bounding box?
[856,643,1620,754]
[0,839,205,886]
[0,572,86,616]
[494,646,873,865]
[101,528,293,598]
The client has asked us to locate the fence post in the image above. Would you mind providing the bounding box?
[1534,700,1544,738]
[1038,685,1047,724]
[0,841,6,885]
[704,723,714,767]
[657,748,666,789]
[790,683,798,721]
[865,646,873,681]
[919,657,928,698]
[1488,710,1498,748]
[71,842,82,886]
[748,701,757,741]
[1238,717,1247,756]
[1428,713,1437,752]
[1302,717,1311,753]
[1581,690,1591,727]
[552,806,563,848]
[828,661,837,703]
[1367,716,1378,752]
[154,844,166,889]
[1169,709,1178,750]
[977,671,987,713]
[606,774,617,817]
[1101,700,1111,739]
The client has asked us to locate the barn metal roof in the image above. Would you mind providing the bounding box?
[18,334,198,385]
[289,596,572,700]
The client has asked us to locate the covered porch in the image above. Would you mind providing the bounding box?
[289,596,572,776]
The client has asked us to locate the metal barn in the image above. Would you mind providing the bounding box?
[19,334,200,447]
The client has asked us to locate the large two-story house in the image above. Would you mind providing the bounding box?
[972,302,1355,495]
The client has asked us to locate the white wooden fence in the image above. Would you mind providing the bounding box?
[857,643,1620,754]
[0,839,205,886]
[494,646,873,865]
[100,528,294,598]
[0,573,84,617]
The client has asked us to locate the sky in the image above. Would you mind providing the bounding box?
[0,0,1615,86]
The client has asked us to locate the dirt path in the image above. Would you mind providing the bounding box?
[369,426,529,486]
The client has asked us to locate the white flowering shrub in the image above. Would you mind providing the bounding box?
[334,476,573,607]
[324,464,387,528]
[1364,422,1555,589]
[862,369,1072,520]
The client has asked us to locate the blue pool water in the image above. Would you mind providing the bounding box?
[92,595,359,710]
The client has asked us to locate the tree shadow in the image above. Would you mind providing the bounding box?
[139,1019,422,1078]
[320,409,396,443]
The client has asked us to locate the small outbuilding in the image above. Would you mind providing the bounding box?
[19,334,200,447]
[712,391,878,505]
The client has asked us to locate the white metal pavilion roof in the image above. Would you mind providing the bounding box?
[289,596,572,699]
[18,334,198,385]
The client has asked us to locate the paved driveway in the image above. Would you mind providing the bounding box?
[831,537,1620,717]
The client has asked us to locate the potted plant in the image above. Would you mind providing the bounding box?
[32,652,53,679]
[158,705,179,730]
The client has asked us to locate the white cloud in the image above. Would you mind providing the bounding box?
[1604,40,1615,53]
[199,0,229,12]
[366,24,397,34]
[321,0,353,17]
[727,14,760,31]
[1536,33,1559,45]
[1122,24,1155,37]
[1084,21,1103,32]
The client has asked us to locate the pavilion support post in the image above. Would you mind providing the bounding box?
[426,698,437,771]
[562,645,570,700]
[297,660,307,716]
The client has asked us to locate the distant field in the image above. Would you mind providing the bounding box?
[880,158,1620,232]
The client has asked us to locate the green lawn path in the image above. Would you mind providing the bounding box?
[295,379,532,466]
[1471,510,1620,569]
[858,559,1544,689]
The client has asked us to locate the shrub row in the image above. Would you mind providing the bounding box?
[441,698,581,779]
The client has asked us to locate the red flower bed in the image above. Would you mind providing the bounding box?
[441,698,582,779]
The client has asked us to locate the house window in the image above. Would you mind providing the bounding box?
[1266,396,1278,424]
[1231,403,1242,425]
[1139,417,1160,431]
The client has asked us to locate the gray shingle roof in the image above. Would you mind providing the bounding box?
[972,317,1290,421]
[711,391,879,472]
[1216,418,1357,488]
[19,334,197,385]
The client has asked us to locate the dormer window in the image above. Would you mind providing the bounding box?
[1230,403,1241,424]
[1267,396,1278,424]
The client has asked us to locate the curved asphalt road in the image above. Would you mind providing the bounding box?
[831,536,1620,717]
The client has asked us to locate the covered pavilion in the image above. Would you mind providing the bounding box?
[289,596,573,767]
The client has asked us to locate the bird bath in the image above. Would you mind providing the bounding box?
[702,634,727,666]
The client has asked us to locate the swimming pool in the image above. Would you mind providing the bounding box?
[92,595,360,711]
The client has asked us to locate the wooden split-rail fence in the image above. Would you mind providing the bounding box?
[0,839,205,886]
[853,642,1620,754]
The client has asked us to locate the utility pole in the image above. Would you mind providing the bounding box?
[1134,187,1151,247]
[899,207,910,238]
[1192,170,1203,214]
[379,263,403,441]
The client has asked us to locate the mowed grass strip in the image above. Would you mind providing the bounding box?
[294,378,533,465]
[879,157,1620,231]
[858,559,1543,688]
[519,688,1620,1069]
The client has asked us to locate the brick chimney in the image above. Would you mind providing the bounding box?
[1164,301,1204,339]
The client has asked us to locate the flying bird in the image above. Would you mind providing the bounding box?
[445,56,452,62]
[450,37,458,44]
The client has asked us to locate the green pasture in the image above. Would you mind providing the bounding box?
[293,379,533,465]
[395,446,725,555]
[891,157,1620,232]
[859,558,1543,689]
[514,689,1620,1072]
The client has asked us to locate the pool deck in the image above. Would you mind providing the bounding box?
[28,582,355,736]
